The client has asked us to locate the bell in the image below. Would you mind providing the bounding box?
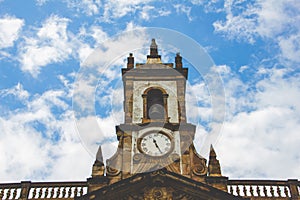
[149,104,164,119]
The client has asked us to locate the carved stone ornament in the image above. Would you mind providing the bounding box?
[106,166,120,176]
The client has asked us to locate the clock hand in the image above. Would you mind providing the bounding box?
[153,139,163,153]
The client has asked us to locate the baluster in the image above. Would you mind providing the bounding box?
[243,185,247,196]
[284,186,289,197]
[0,189,4,198]
[263,186,268,197]
[50,187,55,198]
[68,187,72,197]
[11,188,15,199]
[56,187,61,198]
[7,188,11,199]
[32,187,37,199]
[12,188,17,199]
[45,187,49,198]
[62,187,66,198]
[74,187,78,197]
[38,188,43,198]
[228,185,233,194]
[79,187,83,196]
[56,187,60,198]
[270,186,274,197]
[236,185,241,196]
[257,185,261,196]
[249,185,254,196]
[276,186,281,197]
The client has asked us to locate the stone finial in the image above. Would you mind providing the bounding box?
[96,145,104,164]
[175,53,182,68]
[208,145,222,177]
[147,38,160,59]
[150,38,158,55]
[92,146,105,177]
[151,38,157,47]
[209,145,217,157]
[127,53,134,69]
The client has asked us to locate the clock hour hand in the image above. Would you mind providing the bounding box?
[153,139,163,153]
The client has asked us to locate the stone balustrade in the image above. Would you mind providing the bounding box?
[1,179,299,199]
[0,181,87,199]
[227,179,300,199]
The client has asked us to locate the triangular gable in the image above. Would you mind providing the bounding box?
[78,169,247,200]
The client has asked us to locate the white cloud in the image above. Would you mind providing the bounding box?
[256,0,300,38]
[191,64,250,156]
[140,5,155,21]
[0,15,24,49]
[254,0,300,64]
[139,5,171,21]
[0,119,51,180]
[0,82,29,101]
[174,4,193,21]
[212,67,300,179]
[0,50,11,60]
[188,64,300,178]
[73,28,148,113]
[189,0,205,5]
[186,81,212,122]
[212,0,300,63]
[255,69,300,112]
[219,106,300,179]
[35,0,49,6]
[218,65,255,116]
[278,34,300,63]
[76,43,94,64]
[76,25,109,63]
[89,26,108,44]
[18,15,72,77]
[102,0,154,21]
[48,0,170,20]
[65,0,102,16]
[74,114,121,157]
[0,83,93,182]
[16,16,146,78]
[213,0,258,44]
[238,65,248,73]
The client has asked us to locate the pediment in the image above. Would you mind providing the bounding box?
[78,169,246,200]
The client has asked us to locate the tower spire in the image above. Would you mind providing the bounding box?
[96,145,104,163]
[208,145,222,177]
[147,38,161,63]
[150,38,158,57]
[92,146,105,177]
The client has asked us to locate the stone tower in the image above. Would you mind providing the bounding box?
[83,39,234,199]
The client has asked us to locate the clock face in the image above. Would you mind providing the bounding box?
[139,132,172,157]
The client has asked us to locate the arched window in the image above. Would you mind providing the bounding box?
[147,89,164,119]
[142,88,168,122]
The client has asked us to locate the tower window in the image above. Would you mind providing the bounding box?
[145,89,165,120]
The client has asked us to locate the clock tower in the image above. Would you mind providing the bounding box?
[104,38,207,179]
[86,39,233,199]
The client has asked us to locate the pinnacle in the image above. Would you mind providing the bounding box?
[96,145,104,164]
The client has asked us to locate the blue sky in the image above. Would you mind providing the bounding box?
[0,0,299,182]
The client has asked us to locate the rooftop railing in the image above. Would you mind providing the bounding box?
[227,179,300,199]
[1,179,299,199]
[0,181,87,199]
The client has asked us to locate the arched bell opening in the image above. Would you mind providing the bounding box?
[142,88,169,123]
[147,89,164,119]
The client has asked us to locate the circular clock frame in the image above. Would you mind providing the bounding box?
[137,131,174,158]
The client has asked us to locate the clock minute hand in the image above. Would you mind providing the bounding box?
[153,139,163,153]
